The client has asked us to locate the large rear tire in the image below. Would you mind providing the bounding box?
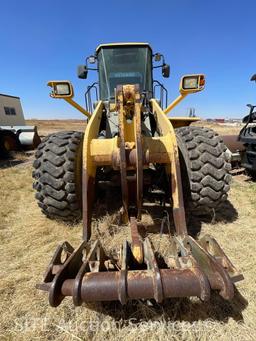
[32,131,83,221]
[0,131,19,157]
[175,126,232,213]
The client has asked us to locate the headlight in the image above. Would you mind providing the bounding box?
[48,81,74,98]
[55,83,71,96]
[183,77,199,89]
[180,74,205,94]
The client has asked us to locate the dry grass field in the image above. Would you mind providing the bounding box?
[27,119,86,137]
[0,120,256,340]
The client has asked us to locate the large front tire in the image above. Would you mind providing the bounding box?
[32,131,83,221]
[175,126,232,213]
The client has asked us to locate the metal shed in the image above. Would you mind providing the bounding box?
[0,94,26,126]
[0,93,40,155]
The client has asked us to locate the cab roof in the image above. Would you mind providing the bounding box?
[95,42,152,54]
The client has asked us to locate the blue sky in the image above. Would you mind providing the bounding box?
[1,0,255,119]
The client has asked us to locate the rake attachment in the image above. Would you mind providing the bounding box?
[37,223,243,306]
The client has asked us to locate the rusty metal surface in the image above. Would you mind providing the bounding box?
[82,171,95,241]
[116,84,145,264]
[73,240,103,306]
[81,101,104,242]
[90,136,244,169]
[199,235,244,284]
[150,99,188,236]
[169,132,188,236]
[37,234,243,307]
[222,135,245,153]
[134,85,143,218]
[110,146,169,168]
[116,84,144,222]
[61,268,204,302]
[117,85,129,219]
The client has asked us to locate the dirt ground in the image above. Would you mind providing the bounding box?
[0,120,255,340]
[27,119,86,137]
[26,119,242,137]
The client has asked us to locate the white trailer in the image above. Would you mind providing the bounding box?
[0,94,40,155]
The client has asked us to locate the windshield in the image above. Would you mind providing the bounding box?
[97,46,152,100]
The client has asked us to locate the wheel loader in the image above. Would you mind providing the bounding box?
[33,43,243,307]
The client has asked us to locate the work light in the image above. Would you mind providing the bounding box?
[179,74,205,94]
[183,76,199,89]
[47,81,74,98]
[55,83,71,96]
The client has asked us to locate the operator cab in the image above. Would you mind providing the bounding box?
[96,43,153,101]
[77,42,170,110]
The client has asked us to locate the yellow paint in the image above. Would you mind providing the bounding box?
[48,80,92,119]
[84,97,191,217]
[81,87,188,236]
[179,74,205,94]
[164,94,188,115]
[47,80,74,98]
[150,99,185,219]
[164,74,205,115]
[65,98,91,119]
[83,101,104,179]
[90,137,118,165]
[132,245,144,264]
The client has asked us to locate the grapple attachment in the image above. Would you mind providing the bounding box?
[37,231,243,306]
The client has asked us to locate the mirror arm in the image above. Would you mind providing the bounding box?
[153,64,164,69]
[152,53,166,67]
[164,93,188,115]
[64,98,92,119]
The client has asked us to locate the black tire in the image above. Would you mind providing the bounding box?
[32,131,83,221]
[175,126,232,213]
[247,169,256,181]
[0,131,19,157]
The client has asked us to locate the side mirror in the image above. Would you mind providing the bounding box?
[77,65,88,79]
[250,74,256,82]
[162,64,170,78]
[47,80,74,98]
[179,74,205,94]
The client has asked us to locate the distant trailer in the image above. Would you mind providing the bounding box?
[0,93,41,156]
[215,118,225,123]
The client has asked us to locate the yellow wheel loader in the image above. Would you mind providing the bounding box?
[33,43,243,307]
